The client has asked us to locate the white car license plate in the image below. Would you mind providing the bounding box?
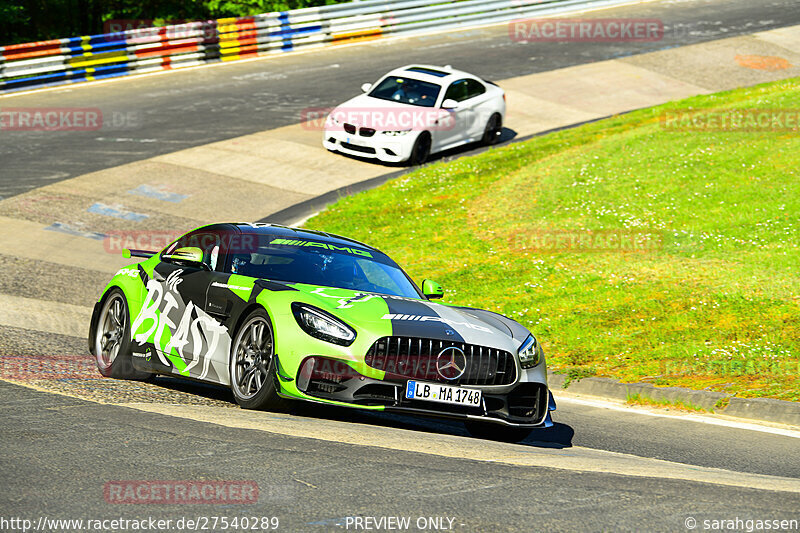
[405,381,482,407]
[346,136,366,147]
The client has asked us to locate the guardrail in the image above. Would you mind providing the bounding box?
[0,0,636,94]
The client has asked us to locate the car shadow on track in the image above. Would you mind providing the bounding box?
[148,375,574,449]
[294,403,575,449]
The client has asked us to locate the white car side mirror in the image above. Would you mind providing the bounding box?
[361,83,372,93]
[441,98,459,109]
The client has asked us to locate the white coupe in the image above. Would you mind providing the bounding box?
[323,65,506,165]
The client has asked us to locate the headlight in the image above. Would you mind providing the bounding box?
[292,303,356,346]
[326,114,341,126]
[381,130,411,136]
[518,334,541,369]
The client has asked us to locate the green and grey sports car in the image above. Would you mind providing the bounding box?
[89,223,554,441]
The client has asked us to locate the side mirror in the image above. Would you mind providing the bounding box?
[422,279,444,300]
[361,83,372,93]
[162,247,205,268]
[441,98,459,110]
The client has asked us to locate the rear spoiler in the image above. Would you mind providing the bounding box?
[122,248,156,259]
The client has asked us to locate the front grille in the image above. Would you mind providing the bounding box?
[341,142,376,154]
[343,123,356,134]
[359,127,376,137]
[366,337,516,386]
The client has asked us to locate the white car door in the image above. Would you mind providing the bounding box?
[462,79,496,140]
[435,79,475,151]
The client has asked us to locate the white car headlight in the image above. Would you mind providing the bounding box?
[518,335,541,369]
[381,130,411,136]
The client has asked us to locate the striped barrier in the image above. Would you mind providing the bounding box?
[0,0,637,94]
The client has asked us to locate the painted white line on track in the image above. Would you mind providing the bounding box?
[554,393,800,438]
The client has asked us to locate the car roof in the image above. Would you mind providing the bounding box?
[383,64,479,84]
[227,222,377,252]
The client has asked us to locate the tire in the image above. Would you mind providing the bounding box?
[465,421,532,443]
[407,132,431,165]
[481,114,502,146]
[93,288,152,380]
[229,308,291,411]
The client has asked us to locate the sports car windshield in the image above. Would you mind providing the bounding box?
[368,76,440,107]
[228,235,422,298]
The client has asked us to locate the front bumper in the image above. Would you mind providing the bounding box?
[281,355,553,428]
[323,129,412,163]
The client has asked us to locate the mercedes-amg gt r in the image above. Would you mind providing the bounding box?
[89,223,554,441]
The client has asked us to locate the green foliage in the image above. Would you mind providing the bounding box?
[626,393,709,413]
[561,367,597,388]
[0,0,345,45]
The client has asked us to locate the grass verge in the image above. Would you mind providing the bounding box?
[626,393,709,413]
[307,78,800,402]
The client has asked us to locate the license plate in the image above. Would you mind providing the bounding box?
[346,136,366,146]
[405,381,482,407]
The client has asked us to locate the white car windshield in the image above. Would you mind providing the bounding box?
[369,76,440,108]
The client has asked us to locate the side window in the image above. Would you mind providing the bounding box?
[464,79,486,99]
[443,79,469,103]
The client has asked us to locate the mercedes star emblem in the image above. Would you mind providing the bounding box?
[436,346,467,380]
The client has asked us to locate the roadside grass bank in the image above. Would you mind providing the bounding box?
[626,393,709,413]
[307,78,800,402]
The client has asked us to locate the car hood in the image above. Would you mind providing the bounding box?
[291,284,529,353]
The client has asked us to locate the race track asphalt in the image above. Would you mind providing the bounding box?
[1,381,798,532]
